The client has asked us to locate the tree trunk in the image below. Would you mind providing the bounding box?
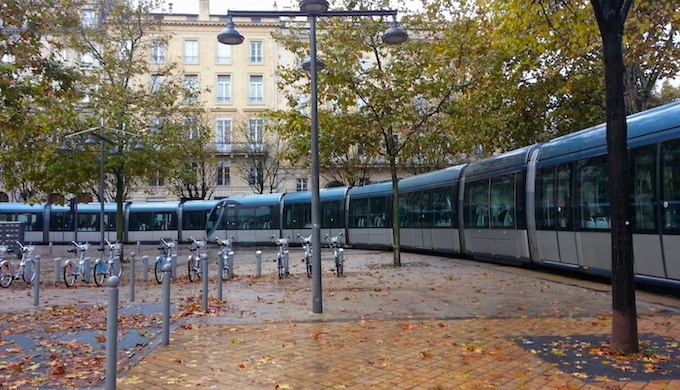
[591,0,638,354]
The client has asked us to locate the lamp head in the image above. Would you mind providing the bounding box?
[382,16,408,45]
[299,0,329,14]
[58,141,72,153]
[302,57,325,72]
[218,16,244,45]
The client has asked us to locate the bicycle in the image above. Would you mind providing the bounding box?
[93,240,123,286]
[326,232,345,276]
[272,235,289,279]
[63,241,90,287]
[0,242,36,288]
[187,237,207,282]
[155,238,176,284]
[216,237,234,281]
[298,234,313,278]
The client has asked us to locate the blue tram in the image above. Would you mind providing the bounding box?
[2,100,680,286]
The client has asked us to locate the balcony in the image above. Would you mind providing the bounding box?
[212,142,268,155]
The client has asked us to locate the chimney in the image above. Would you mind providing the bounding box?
[168,3,173,14]
[199,0,209,20]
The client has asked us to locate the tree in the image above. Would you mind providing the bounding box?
[0,0,83,202]
[18,0,210,242]
[231,115,293,194]
[591,0,638,355]
[274,0,496,265]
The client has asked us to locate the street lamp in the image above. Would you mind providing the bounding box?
[59,119,144,250]
[218,2,406,314]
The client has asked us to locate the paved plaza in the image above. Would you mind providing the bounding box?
[3,245,680,389]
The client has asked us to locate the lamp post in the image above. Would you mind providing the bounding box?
[218,1,406,314]
[59,119,144,250]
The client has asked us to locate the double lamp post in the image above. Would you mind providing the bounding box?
[218,0,407,313]
[59,119,144,251]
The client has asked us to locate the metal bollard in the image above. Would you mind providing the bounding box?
[284,250,289,276]
[201,253,209,312]
[170,253,177,279]
[129,252,136,302]
[227,251,234,279]
[142,255,149,281]
[49,242,53,255]
[83,256,91,284]
[53,257,62,284]
[105,276,120,390]
[161,263,172,346]
[338,248,344,269]
[217,251,224,301]
[256,250,262,277]
[137,241,141,255]
[33,255,40,307]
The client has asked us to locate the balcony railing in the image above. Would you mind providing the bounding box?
[212,142,267,154]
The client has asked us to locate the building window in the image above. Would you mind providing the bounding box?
[249,75,263,103]
[151,40,165,63]
[80,52,94,67]
[217,43,231,64]
[249,41,263,63]
[184,117,199,139]
[184,40,198,63]
[150,173,165,187]
[184,75,199,103]
[150,74,164,93]
[296,178,308,192]
[215,118,232,153]
[216,162,230,186]
[81,9,97,28]
[248,118,264,144]
[217,75,231,103]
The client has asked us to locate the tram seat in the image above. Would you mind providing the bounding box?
[585,217,596,229]
[595,217,610,229]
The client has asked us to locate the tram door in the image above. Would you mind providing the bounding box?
[660,141,680,280]
[536,164,580,266]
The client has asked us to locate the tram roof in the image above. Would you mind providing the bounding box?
[283,187,348,204]
[398,165,465,192]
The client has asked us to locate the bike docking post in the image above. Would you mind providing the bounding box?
[105,276,120,390]
[284,250,290,276]
[217,251,224,301]
[129,252,136,302]
[83,255,91,284]
[227,251,234,279]
[201,253,209,312]
[256,250,262,277]
[33,255,40,307]
[338,248,344,270]
[53,257,61,284]
[142,255,149,281]
[161,263,172,345]
[170,253,177,279]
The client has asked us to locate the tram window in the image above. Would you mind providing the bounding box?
[130,212,153,231]
[322,201,341,228]
[284,204,311,229]
[153,212,177,231]
[77,214,98,231]
[225,208,237,229]
[578,156,610,230]
[350,198,369,227]
[490,175,514,228]
[183,210,205,230]
[556,164,573,231]
[536,167,556,230]
[631,145,656,232]
[50,212,74,231]
[369,196,388,228]
[15,213,43,231]
[662,139,680,233]
[465,180,489,228]
[238,208,255,229]
[256,206,276,229]
[432,187,455,228]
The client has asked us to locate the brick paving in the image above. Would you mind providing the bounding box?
[4,245,680,389]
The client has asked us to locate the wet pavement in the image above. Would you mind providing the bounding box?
[2,245,680,389]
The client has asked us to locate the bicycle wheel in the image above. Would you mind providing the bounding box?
[0,260,13,288]
[63,260,77,287]
[22,259,35,284]
[154,260,164,284]
[306,257,312,278]
[187,256,199,282]
[93,260,106,286]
